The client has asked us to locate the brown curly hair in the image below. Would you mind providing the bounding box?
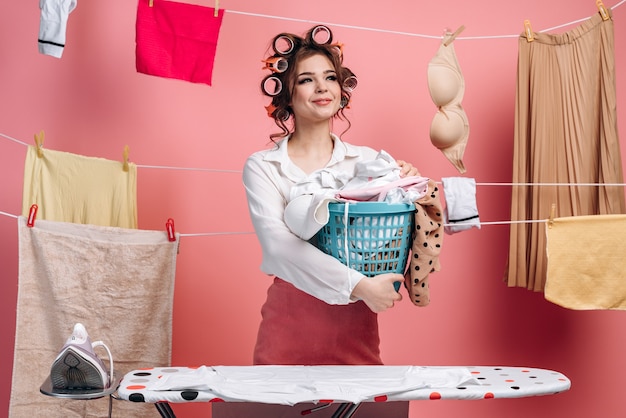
[261,26,355,143]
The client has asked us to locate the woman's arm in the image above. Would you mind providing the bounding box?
[243,154,366,305]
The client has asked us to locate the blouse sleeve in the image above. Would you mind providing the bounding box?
[242,154,365,305]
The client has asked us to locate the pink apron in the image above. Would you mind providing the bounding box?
[253,277,382,365]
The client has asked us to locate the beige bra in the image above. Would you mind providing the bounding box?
[427,26,469,174]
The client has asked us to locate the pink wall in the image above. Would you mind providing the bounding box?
[1,1,625,417]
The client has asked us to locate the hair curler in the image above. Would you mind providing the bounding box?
[262,56,289,73]
[262,75,283,96]
[308,25,333,45]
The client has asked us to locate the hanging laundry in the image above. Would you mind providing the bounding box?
[442,177,480,234]
[38,0,77,58]
[10,216,179,417]
[406,179,443,307]
[21,145,137,228]
[427,27,469,174]
[506,10,625,292]
[545,214,626,310]
[135,0,224,85]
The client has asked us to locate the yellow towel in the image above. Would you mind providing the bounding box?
[10,217,178,417]
[545,214,626,310]
[22,145,137,228]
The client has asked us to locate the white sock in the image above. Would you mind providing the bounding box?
[442,177,481,234]
[38,0,78,58]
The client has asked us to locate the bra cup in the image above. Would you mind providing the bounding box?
[430,109,466,149]
[427,65,463,107]
[430,106,469,174]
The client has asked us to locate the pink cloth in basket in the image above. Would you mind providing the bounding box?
[135,0,224,85]
[337,176,430,202]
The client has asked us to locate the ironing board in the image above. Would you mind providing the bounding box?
[116,365,570,418]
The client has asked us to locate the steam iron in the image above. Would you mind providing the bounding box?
[49,323,113,390]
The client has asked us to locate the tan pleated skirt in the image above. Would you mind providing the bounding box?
[506,9,625,291]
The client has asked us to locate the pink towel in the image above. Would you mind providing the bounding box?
[136,0,224,85]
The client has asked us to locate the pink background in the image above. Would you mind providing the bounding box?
[1,1,625,417]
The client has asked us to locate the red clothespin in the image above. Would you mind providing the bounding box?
[165,218,176,242]
[27,204,38,227]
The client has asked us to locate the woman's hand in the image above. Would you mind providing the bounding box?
[351,273,403,313]
[396,160,420,177]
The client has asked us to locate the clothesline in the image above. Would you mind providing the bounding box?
[0,129,573,231]
[0,206,550,236]
[225,0,625,41]
[3,132,626,187]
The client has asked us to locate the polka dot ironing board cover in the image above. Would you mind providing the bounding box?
[117,365,570,405]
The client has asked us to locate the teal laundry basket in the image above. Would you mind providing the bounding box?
[315,202,415,285]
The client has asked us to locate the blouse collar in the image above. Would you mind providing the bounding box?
[263,134,361,182]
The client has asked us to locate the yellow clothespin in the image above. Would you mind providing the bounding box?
[122,145,130,172]
[548,203,556,229]
[524,20,534,42]
[596,0,609,21]
[34,130,45,158]
[214,0,219,17]
[443,25,465,47]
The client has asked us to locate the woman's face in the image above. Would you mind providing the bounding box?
[290,53,342,124]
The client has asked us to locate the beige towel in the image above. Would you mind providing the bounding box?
[545,214,626,310]
[22,145,138,228]
[10,216,179,418]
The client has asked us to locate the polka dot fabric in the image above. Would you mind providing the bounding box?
[117,366,570,405]
[405,179,444,307]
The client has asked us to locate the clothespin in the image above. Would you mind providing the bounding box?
[165,218,176,242]
[443,25,465,47]
[265,103,277,118]
[596,0,609,21]
[548,203,556,229]
[524,20,534,42]
[122,145,130,172]
[214,0,219,17]
[27,204,38,227]
[34,130,45,158]
[149,0,154,7]
[331,42,344,58]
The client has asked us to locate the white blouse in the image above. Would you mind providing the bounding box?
[242,134,380,305]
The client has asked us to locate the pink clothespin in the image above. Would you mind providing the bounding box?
[27,204,38,227]
[165,218,176,242]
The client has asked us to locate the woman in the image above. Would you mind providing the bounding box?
[243,25,418,366]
